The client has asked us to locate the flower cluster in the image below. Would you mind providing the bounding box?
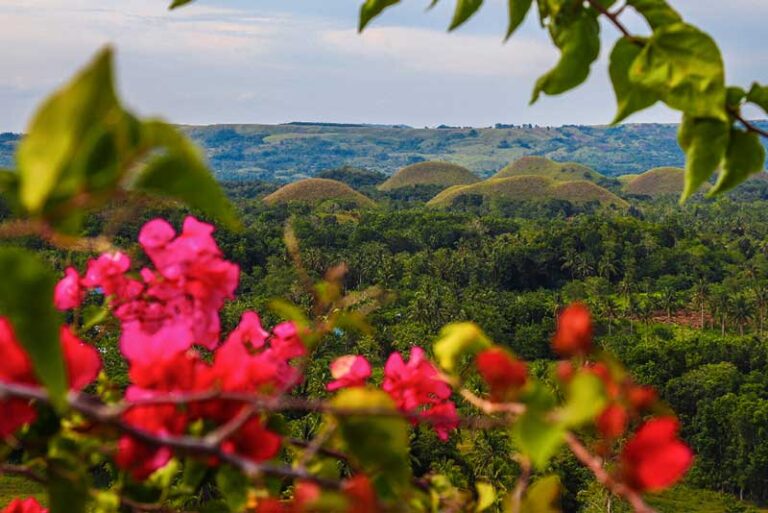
[0,498,47,513]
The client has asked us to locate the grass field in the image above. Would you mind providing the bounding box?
[263,178,376,207]
[493,156,605,182]
[377,161,480,191]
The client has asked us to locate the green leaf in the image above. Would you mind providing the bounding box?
[132,120,240,231]
[476,482,496,512]
[0,248,66,409]
[677,115,730,201]
[17,48,120,213]
[629,23,726,121]
[609,38,657,124]
[557,371,606,427]
[513,411,565,470]
[520,475,561,513]
[170,0,194,9]
[0,169,20,212]
[531,12,600,103]
[331,388,411,498]
[359,0,400,31]
[48,447,89,513]
[449,0,483,31]
[216,465,249,512]
[710,128,767,195]
[626,0,681,29]
[433,322,492,373]
[747,82,768,114]
[505,0,533,40]
[726,86,747,108]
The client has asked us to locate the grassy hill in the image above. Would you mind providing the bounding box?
[263,178,376,207]
[623,167,709,197]
[427,175,628,208]
[378,161,480,191]
[493,156,604,182]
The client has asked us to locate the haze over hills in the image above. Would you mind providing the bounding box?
[2,121,767,183]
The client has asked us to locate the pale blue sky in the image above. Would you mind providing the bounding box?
[0,0,766,131]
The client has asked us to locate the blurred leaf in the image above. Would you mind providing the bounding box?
[630,23,726,121]
[91,490,120,513]
[433,322,491,373]
[557,372,606,427]
[505,0,532,40]
[726,86,746,108]
[332,388,411,498]
[0,247,66,409]
[747,82,768,113]
[133,120,240,230]
[81,305,110,331]
[359,0,400,31]
[711,128,767,195]
[449,0,483,31]
[531,12,600,103]
[48,440,89,513]
[268,299,310,328]
[170,0,194,8]
[609,38,657,124]
[513,411,565,470]
[17,48,119,214]
[216,465,249,512]
[678,115,729,201]
[627,0,681,29]
[520,475,561,513]
[476,482,496,512]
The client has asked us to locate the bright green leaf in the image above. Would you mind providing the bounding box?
[476,482,496,512]
[332,388,411,498]
[359,0,400,31]
[747,82,768,114]
[520,475,561,513]
[132,120,240,231]
[17,48,119,213]
[433,322,492,373]
[170,0,194,9]
[677,115,730,201]
[557,371,606,427]
[513,410,565,470]
[609,38,657,124]
[450,0,483,31]
[726,86,747,108]
[531,12,600,103]
[505,0,533,40]
[627,0,681,29]
[0,248,66,409]
[216,465,249,512]
[711,128,767,195]
[630,23,726,121]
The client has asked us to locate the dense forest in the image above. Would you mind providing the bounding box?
[17,174,764,512]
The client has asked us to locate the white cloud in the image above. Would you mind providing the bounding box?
[320,26,555,78]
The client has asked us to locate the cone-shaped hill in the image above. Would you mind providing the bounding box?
[427,176,628,209]
[378,161,480,191]
[263,178,376,207]
[494,156,604,182]
[624,167,710,197]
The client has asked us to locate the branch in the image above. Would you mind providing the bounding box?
[564,433,656,513]
[729,107,768,139]
[0,463,46,484]
[585,0,639,43]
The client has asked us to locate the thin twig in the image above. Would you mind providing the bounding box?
[585,0,639,43]
[0,463,47,484]
[729,107,768,139]
[507,458,531,513]
[564,433,656,513]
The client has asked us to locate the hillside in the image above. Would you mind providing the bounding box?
[427,175,628,208]
[623,167,708,197]
[493,156,604,182]
[262,178,376,207]
[378,161,480,191]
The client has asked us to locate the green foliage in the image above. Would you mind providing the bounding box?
[520,475,561,513]
[433,322,491,373]
[0,248,66,408]
[505,0,533,40]
[558,372,606,427]
[747,83,768,114]
[609,38,657,124]
[677,116,730,201]
[712,129,767,194]
[359,0,400,31]
[449,0,484,30]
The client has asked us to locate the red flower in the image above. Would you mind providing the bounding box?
[60,326,101,391]
[54,267,83,311]
[596,404,628,439]
[553,303,593,356]
[115,435,173,481]
[628,385,658,411]
[475,347,527,400]
[327,355,371,391]
[0,399,37,438]
[620,417,694,492]
[342,475,379,513]
[1,497,48,513]
[221,417,281,463]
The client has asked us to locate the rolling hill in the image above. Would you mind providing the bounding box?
[624,167,709,197]
[378,161,480,191]
[493,156,604,182]
[427,175,628,209]
[263,178,376,207]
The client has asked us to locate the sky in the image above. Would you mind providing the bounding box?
[0,0,766,132]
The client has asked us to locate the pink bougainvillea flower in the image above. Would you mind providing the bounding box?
[0,399,38,439]
[596,403,628,439]
[53,267,83,311]
[1,497,49,513]
[60,326,101,391]
[220,417,281,463]
[327,355,371,391]
[81,252,132,296]
[383,347,457,440]
[475,347,527,400]
[115,435,173,481]
[553,303,593,357]
[620,417,694,492]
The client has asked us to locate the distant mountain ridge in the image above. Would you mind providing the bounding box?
[2,121,766,182]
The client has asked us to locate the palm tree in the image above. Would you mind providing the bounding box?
[750,284,768,337]
[690,279,709,330]
[658,287,679,321]
[730,294,752,336]
[711,292,731,336]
